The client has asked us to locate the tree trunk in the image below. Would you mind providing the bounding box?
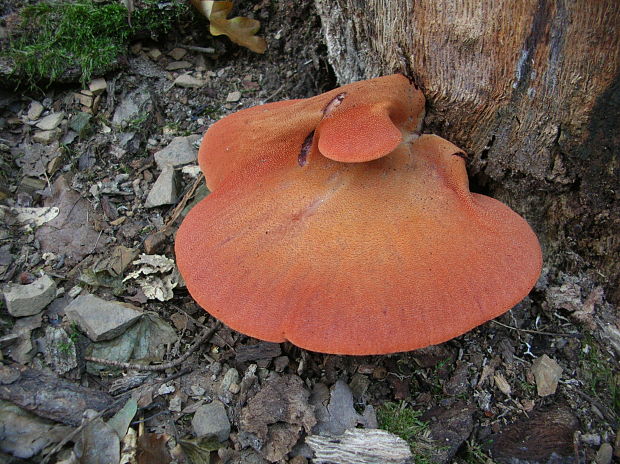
[315,0,620,303]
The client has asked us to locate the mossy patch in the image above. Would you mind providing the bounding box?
[4,0,190,88]
[377,401,434,463]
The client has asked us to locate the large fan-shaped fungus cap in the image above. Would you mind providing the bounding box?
[176,76,542,355]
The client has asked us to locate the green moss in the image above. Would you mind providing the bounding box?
[377,401,434,463]
[579,336,620,414]
[5,0,190,88]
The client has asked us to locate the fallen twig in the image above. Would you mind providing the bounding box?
[84,323,219,371]
[492,320,580,338]
[162,172,204,232]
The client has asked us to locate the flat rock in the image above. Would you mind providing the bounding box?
[32,129,61,144]
[88,78,107,95]
[64,293,142,342]
[166,60,192,71]
[112,86,152,127]
[312,380,365,436]
[169,47,187,60]
[86,321,142,373]
[226,91,242,102]
[69,112,92,135]
[27,101,44,120]
[596,443,613,464]
[145,167,179,208]
[148,48,162,60]
[174,74,205,89]
[3,274,57,317]
[192,400,231,441]
[532,354,563,396]
[36,112,65,130]
[154,135,201,169]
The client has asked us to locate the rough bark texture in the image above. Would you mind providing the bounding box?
[315,0,620,302]
[0,363,115,426]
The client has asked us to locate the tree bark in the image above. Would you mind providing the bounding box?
[315,0,620,302]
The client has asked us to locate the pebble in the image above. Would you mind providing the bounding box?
[192,400,230,441]
[154,135,201,169]
[88,78,107,96]
[74,92,94,108]
[166,61,192,71]
[64,293,143,342]
[531,354,563,396]
[595,443,613,464]
[27,101,44,120]
[148,48,162,60]
[32,129,61,144]
[144,167,179,208]
[3,274,57,317]
[191,385,206,396]
[220,367,240,393]
[226,91,242,102]
[36,112,65,131]
[174,74,205,89]
[582,433,602,447]
[169,47,188,60]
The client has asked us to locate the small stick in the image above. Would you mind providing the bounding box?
[162,172,204,232]
[181,45,216,54]
[491,320,580,338]
[85,324,219,372]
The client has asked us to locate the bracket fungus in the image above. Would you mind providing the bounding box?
[175,74,542,355]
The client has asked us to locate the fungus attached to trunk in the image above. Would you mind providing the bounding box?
[175,75,542,355]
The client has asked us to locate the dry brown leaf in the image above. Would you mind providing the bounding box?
[137,433,171,464]
[191,0,267,54]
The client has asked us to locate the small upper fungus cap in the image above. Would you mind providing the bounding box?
[176,109,543,354]
[197,74,425,190]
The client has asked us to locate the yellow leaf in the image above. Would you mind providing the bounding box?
[191,0,267,54]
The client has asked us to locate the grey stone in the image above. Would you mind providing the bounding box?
[112,87,151,127]
[27,101,44,120]
[154,135,201,169]
[68,112,92,135]
[312,380,363,435]
[166,60,192,71]
[88,78,107,95]
[226,91,242,102]
[169,47,187,60]
[595,443,613,464]
[36,112,65,131]
[32,129,61,144]
[174,74,205,89]
[86,321,143,373]
[220,367,240,394]
[532,354,563,397]
[148,48,162,60]
[192,400,231,441]
[145,167,179,208]
[3,274,57,317]
[64,293,142,342]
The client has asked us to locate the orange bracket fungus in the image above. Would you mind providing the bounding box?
[175,74,542,355]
